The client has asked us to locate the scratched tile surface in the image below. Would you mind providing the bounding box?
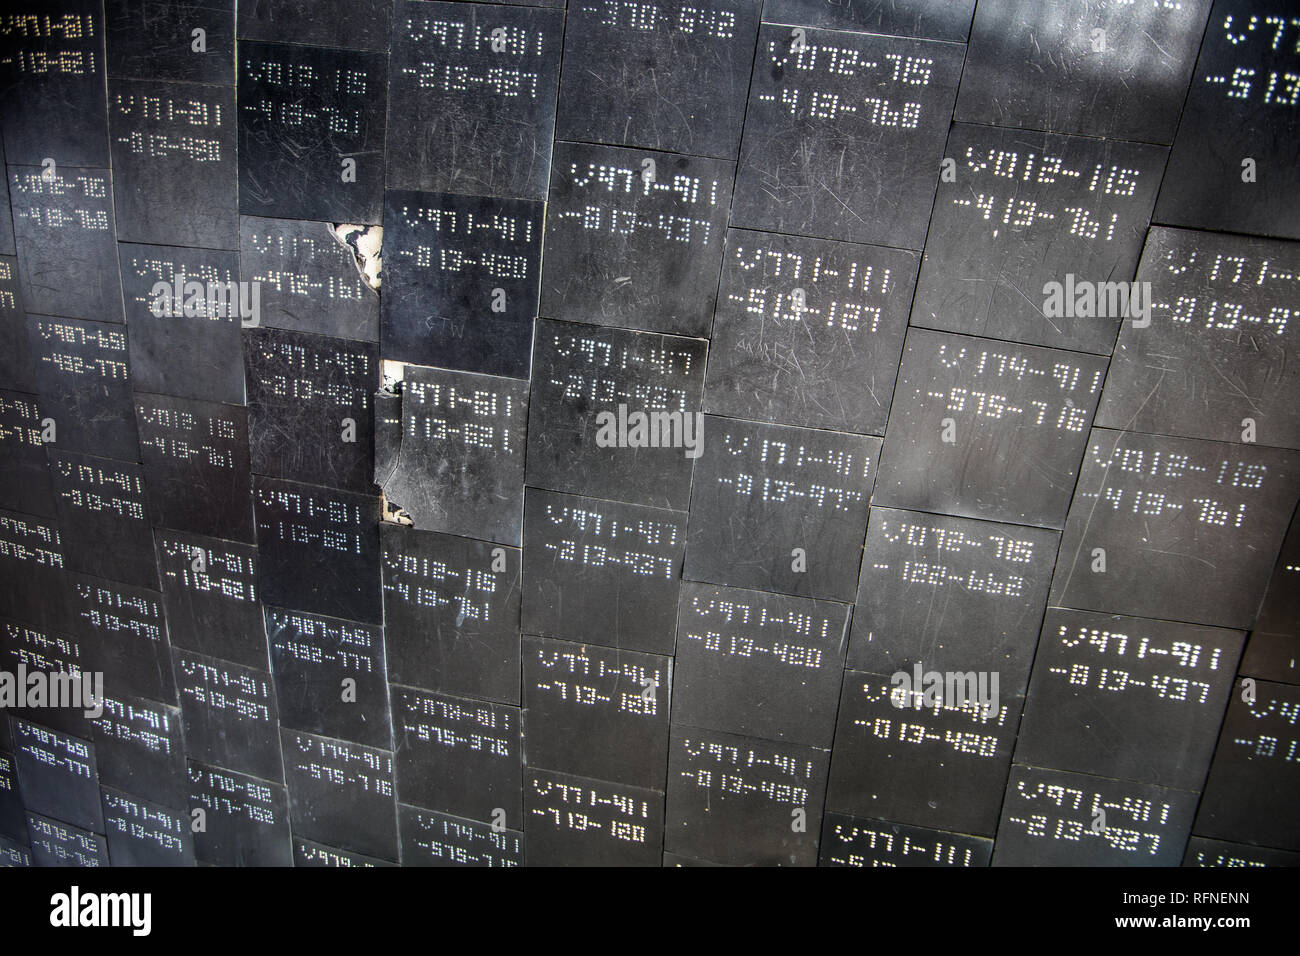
[0,0,1297,867]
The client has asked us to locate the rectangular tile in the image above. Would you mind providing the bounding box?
[521,488,685,655]
[684,416,878,601]
[386,1,562,199]
[912,125,1167,354]
[540,142,732,337]
[252,476,382,624]
[155,530,265,668]
[380,525,521,704]
[380,364,528,543]
[1155,0,1300,239]
[665,725,828,865]
[108,78,238,248]
[281,728,397,861]
[732,26,963,248]
[1016,609,1244,791]
[523,635,670,788]
[525,318,706,510]
[705,229,917,433]
[237,41,387,222]
[524,767,663,866]
[826,671,1018,837]
[381,190,542,376]
[993,765,1198,866]
[267,606,389,748]
[1051,429,1300,628]
[174,648,282,782]
[672,581,849,747]
[188,759,292,867]
[555,0,759,158]
[956,0,1211,143]
[873,329,1107,529]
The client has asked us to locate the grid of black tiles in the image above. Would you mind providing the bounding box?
[0,0,1296,868]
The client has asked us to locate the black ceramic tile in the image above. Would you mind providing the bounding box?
[912,125,1167,354]
[0,618,91,740]
[120,243,245,402]
[661,851,720,866]
[1097,227,1300,449]
[26,811,108,867]
[267,606,389,748]
[826,671,1019,837]
[237,41,387,222]
[68,572,174,705]
[846,508,1059,692]
[1155,0,1300,239]
[237,0,392,52]
[398,803,522,867]
[373,388,400,489]
[0,0,110,166]
[524,766,663,866]
[555,0,759,159]
[1183,836,1300,868]
[9,166,123,323]
[281,728,397,860]
[292,835,394,866]
[0,751,24,843]
[49,451,157,590]
[1194,678,1300,851]
[540,141,733,337]
[992,765,1198,866]
[29,314,138,461]
[380,524,522,704]
[819,812,994,867]
[684,415,878,602]
[1016,609,1244,790]
[0,258,34,394]
[0,141,14,257]
[1051,429,1300,629]
[136,393,253,542]
[106,0,236,84]
[173,647,282,782]
[188,759,292,867]
[391,685,521,825]
[380,363,528,543]
[154,530,265,668]
[380,190,542,376]
[732,25,963,248]
[665,725,828,866]
[705,229,918,433]
[386,1,563,200]
[873,329,1108,529]
[91,692,187,808]
[523,635,671,788]
[239,215,379,341]
[11,718,102,832]
[108,78,238,248]
[672,581,849,747]
[101,785,195,865]
[0,509,69,636]
[521,487,686,655]
[525,318,707,511]
[1242,503,1300,684]
[0,390,54,517]
[253,476,382,624]
[244,328,378,494]
[956,0,1212,144]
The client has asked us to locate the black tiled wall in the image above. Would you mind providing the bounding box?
[0,0,1297,868]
